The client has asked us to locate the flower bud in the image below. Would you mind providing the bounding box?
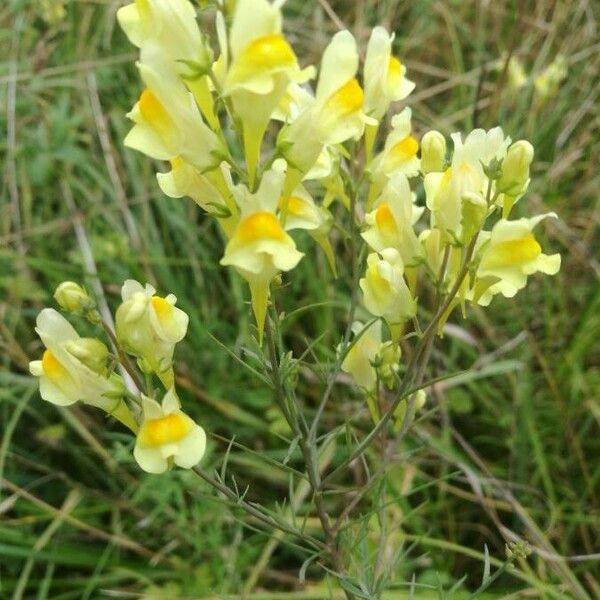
[65,338,110,375]
[420,130,446,174]
[54,281,93,314]
[497,140,534,196]
[377,341,401,389]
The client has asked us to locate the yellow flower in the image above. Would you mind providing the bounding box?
[220,161,303,341]
[279,31,375,190]
[341,321,383,391]
[29,309,136,431]
[368,108,420,195]
[124,58,223,170]
[474,214,561,305]
[134,388,206,473]
[360,249,416,336]
[362,173,423,267]
[115,280,189,385]
[118,0,219,129]
[220,0,314,186]
[118,0,201,61]
[363,26,414,120]
[424,127,511,240]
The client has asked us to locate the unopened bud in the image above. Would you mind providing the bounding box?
[497,140,534,195]
[420,130,446,174]
[65,338,109,375]
[377,341,401,389]
[414,389,426,411]
[54,281,93,314]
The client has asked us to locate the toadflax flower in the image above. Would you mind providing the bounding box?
[362,172,424,268]
[424,127,511,241]
[473,214,561,305]
[363,26,414,121]
[29,309,136,431]
[360,249,417,340]
[368,107,420,199]
[278,30,375,194]
[115,280,189,387]
[134,388,206,473]
[124,55,223,172]
[220,160,303,342]
[218,0,314,185]
[341,320,384,391]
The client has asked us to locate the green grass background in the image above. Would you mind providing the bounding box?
[1,0,599,597]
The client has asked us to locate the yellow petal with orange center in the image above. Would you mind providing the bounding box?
[325,79,364,117]
[375,203,398,236]
[139,89,173,140]
[138,413,192,447]
[151,296,173,321]
[239,34,296,70]
[237,212,286,243]
[483,234,542,269]
[390,135,419,162]
[42,350,69,383]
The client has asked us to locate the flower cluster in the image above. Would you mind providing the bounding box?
[30,0,562,472]
[114,0,560,404]
[30,281,206,474]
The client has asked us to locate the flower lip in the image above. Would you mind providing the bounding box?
[42,350,68,381]
[481,233,542,269]
[237,212,286,243]
[391,135,419,161]
[241,34,296,69]
[375,202,397,233]
[151,296,172,320]
[138,412,192,448]
[325,79,364,117]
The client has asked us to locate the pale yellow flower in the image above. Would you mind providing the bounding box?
[220,161,303,340]
[279,31,375,192]
[115,280,189,385]
[117,0,203,64]
[118,0,217,127]
[424,127,510,240]
[341,321,383,391]
[362,173,423,267]
[360,249,416,337]
[219,0,313,185]
[474,214,561,305]
[124,58,223,170]
[369,108,420,195]
[134,388,206,474]
[363,26,414,120]
[29,309,136,431]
